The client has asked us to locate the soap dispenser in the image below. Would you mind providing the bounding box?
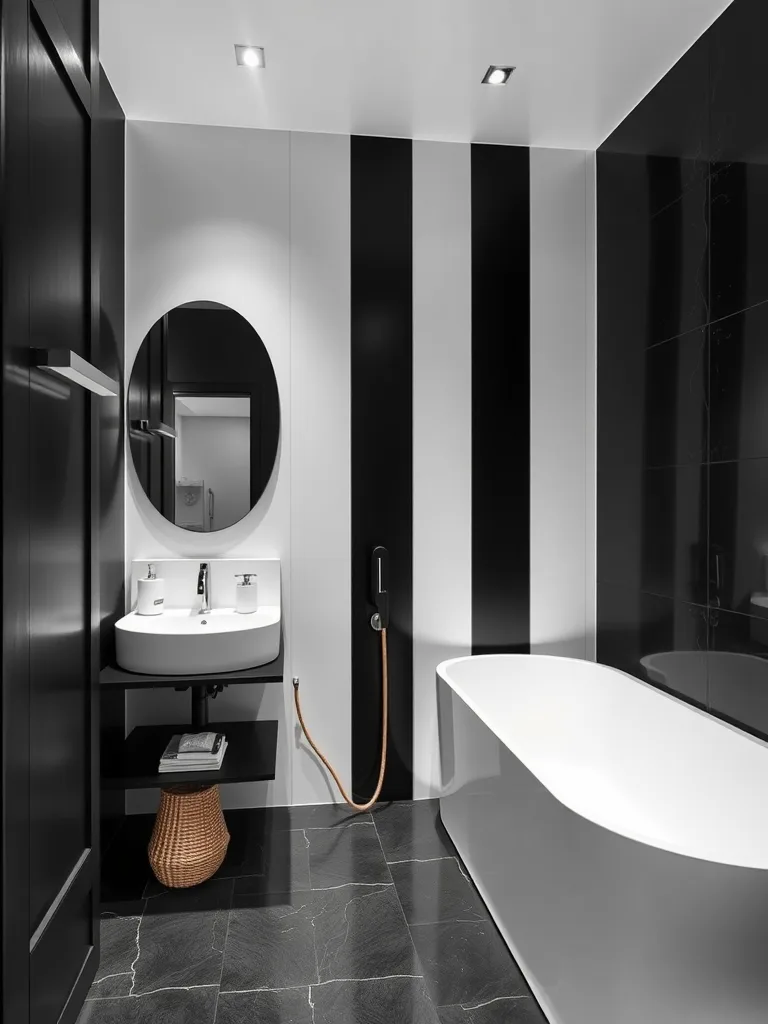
[234,573,258,614]
[137,563,165,615]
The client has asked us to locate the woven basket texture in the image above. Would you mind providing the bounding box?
[148,783,230,888]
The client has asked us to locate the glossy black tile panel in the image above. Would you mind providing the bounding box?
[644,331,708,467]
[710,0,768,320]
[600,31,710,210]
[597,464,707,603]
[597,163,709,349]
[597,155,652,353]
[709,608,768,739]
[597,586,708,706]
[598,327,707,472]
[709,459,768,615]
[710,301,768,462]
[646,179,710,343]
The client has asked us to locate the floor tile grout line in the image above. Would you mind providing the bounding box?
[211,883,234,1024]
[387,853,472,884]
[219,974,427,997]
[91,983,220,1003]
[233,880,394,893]
[368,811,430,997]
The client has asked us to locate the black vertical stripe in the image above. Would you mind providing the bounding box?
[351,135,413,801]
[471,144,530,654]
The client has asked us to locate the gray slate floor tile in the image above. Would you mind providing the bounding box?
[372,800,454,862]
[132,879,232,995]
[410,919,529,1008]
[311,976,441,1023]
[307,821,392,888]
[220,827,311,892]
[312,882,419,982]
[390,857,487,926]
[76,987,217,1023]
[216,987,314,1023]
[86,915,140,999]
[437,997,548,1023]
[220,890,318,992]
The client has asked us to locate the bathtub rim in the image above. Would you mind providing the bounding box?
[437,653,768,871]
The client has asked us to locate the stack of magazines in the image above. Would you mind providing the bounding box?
[158,730,228,773]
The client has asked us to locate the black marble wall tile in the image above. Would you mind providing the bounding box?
[646,179,710,343]
[600,32,710,209]
[709,459,768,616]
[597,586,709,706]
[710,0,768,320]
[710,301,768,462]
[597,154,653,350]
[708,608,768,739]
[598,465,707,604]
[644,332,708,467]
[596,0,768,743]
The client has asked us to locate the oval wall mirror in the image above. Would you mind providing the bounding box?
[128,301,279,532]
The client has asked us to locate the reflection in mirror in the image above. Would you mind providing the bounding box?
[174,396,251,531]
[128,302,279,532]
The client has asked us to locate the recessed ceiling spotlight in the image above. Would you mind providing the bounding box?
[482,65,515,86]
[235,44,266,69]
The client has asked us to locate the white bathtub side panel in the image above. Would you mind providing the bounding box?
[438,682,768,1024]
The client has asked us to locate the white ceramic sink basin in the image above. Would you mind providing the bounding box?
[115,606,281,675]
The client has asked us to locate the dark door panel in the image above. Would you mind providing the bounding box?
[2,1,100,1021]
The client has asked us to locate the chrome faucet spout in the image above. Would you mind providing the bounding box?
[197,562,211,613]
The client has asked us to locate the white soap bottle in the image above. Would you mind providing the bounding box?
[137,563,165,615]
[234,573,258,614]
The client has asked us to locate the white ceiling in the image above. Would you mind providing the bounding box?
[101,0,733,150]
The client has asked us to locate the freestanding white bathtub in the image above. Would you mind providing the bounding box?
[437,655,768,1024]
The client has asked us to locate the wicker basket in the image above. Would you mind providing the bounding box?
[148,783,230,888]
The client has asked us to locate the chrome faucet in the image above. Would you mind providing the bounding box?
[197,562,211,613]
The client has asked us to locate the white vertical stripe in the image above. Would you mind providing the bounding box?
[412,140,472,800]
[585,152,598,661]
[530,147,593,659]
[289,131,352,804]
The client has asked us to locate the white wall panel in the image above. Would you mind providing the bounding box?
[412,140,472,799]
[289,131,352,805]
[530,147,594,659]
[126,122,290,812]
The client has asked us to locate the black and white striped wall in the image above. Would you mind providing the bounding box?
[126,124,595,810]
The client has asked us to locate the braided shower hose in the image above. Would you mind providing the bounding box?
[293,627,388,813]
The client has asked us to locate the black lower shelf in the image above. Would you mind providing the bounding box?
[104,720,278,789]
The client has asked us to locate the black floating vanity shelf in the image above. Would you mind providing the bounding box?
[100,635,283,788]
[104,720,278,790]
